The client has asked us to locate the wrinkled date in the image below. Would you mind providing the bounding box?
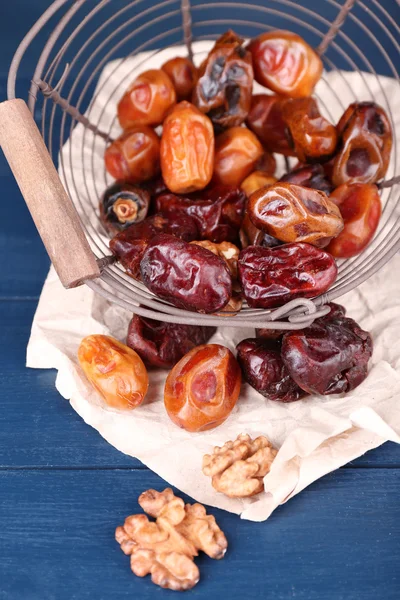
[118,69,176,129]
[281,312,373,395]
[248,31,323,97]
[104,127,160,183]
[164,344,241,432]
[238,242,337,309]
[100,182,150,235]
[246,94,294,155]
[327,183,381,258]
[192,30,253,129]
[241,172,277,197]
[140,234,232,313]
[160,101,214,194]
[236,338,306,402]
[78,335,149,410]
[156,185,246,243]
[248,182,344,247]
[109,212,199,278]
[127,315,216,368]
[332,102,392,186]
[213,127,264,187]
[239,214,282,249]
[281,98,338,163]
[161,56,198,100]
[280,164,333,195]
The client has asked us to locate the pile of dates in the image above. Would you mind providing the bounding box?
[101,28,391,315]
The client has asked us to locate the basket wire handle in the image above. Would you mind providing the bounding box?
[316,0,357,55]
[0,98,100,288]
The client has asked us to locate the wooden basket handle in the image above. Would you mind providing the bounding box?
[0,99,100,288]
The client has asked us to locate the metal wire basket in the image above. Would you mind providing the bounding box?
[1,0,399,330]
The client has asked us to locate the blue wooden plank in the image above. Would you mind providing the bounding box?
[1,301,400,469]
[0,468,399,600]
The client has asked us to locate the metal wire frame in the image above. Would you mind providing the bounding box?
[7,0,400,328]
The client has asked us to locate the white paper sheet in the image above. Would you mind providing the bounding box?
[27,45,400,521]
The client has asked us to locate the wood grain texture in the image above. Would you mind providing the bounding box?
[0,469,399,600]
[0,99,100,288]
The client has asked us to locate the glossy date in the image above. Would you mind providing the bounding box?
[213,127,264,187]
[280,164,333,195]
[104,127,160,183]
[161,56,198,100]
[246,94,293,155]
[140,234,232,313]
[238,242,337,309]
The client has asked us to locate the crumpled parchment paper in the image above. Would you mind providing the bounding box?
[27,44,400,521]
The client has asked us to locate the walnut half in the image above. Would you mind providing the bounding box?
[115,488,227,591]
[202,433,277,498]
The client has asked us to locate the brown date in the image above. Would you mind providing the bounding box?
[238,242,337,309]
[192,30,253,129]
[246,94,294,155]
[236,338,306,402]
[164,344,241,432]
[281,98,337,163]
[100,182,150,235]
[213,127,264,187]
[140,234,232,313]
[161,56,198,100]
[156,185,246,243]
[241,172,277,197]
[117,69,176,129]
[78,335,148,410]
[104,127,160,183]
[280,164,333,195]
[239,213,282,249]
[248,182,344,247]
[327,183,381,258]
[332,102,392,186]
[109,212,199,279]
[248,31,323,97]
[127,315,216,368]
[281,311,373,395]
[160,101,214,194]
[254,152,277,176]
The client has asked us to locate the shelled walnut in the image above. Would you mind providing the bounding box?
[115,488,227,591]
[202,433,277,497]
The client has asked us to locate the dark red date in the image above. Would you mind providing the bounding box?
[109,212,199,278]
[280,164,333,195]
[193,30,253,129]
[246,94,294,155]
[236,338,306,402]
[140,233,232,313]
[127,315,216,368]
[281,311,373,395]
[238,242,338,309]
[155,185,246,243]
[332,102,392,186]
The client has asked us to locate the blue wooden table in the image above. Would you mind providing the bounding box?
[1,2,400,598]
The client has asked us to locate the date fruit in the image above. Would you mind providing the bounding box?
[281,98,337,163]
[156,185,246,243]
[100,182,150,235]
[104,127,160,183]
[109,212,199,278]
[238,242,337,309]
[78,335,148,410]
[239,213,282,249]
[248,182,344,247]
[326,183,381,258]
[193,30,253,129]
[254,152,277,176]
[246,94,294,155]
[118,69,176,129]
[140,234,232,313]
[241,172,277,197]
[236,338,306,402]
[127,315,216,368]
[332,102,392,186]
[164,344,241,432]
[160,101,214,194]
[281,312,373,395]
[248,31,323,97]
[280,164,333,195]
[161,56,198,100]
[213,127,264,187]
